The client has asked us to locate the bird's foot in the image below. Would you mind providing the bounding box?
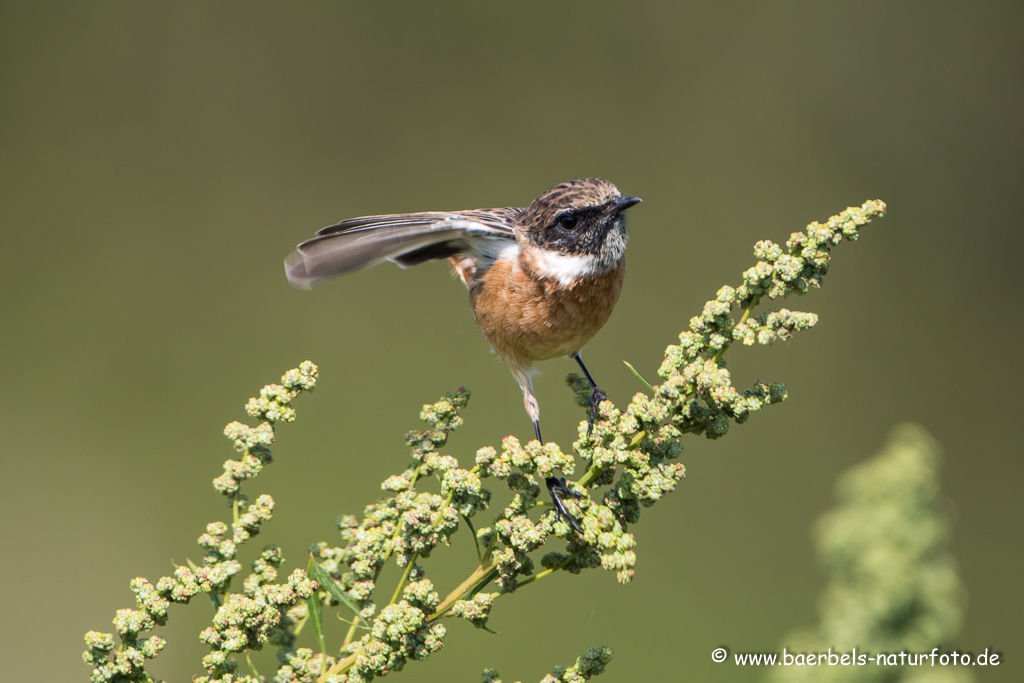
[587,387,608,436]
[546,476,584,534]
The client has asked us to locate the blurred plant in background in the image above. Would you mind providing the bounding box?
[83,201,886,682]
[769,424,973,683]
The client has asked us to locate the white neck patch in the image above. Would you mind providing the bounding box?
[529,249,614,286]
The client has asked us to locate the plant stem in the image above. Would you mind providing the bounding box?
[512,555,574,591]
[388,559,418,606]
[712,294,761,365]
[430,562,498,622]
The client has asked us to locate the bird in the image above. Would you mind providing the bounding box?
[284,177,640,445]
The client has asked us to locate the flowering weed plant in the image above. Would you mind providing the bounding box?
[84,200,886,682]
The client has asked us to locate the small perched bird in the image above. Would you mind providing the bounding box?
[285,177,640,444]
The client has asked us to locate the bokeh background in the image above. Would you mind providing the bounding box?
[3,2,1021,681]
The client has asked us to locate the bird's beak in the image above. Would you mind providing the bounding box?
[614,196,642,212]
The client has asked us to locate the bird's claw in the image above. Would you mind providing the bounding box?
[546,476,585,534]
[587,387,608,436]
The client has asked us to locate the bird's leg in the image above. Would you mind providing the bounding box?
[571,351,607,435]
[545,476,585,534]
[510,365,543,443]
[511,366,585,532]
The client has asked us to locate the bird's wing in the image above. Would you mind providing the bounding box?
[284,208,520,290]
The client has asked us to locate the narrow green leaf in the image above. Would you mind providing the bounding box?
[463,514,482,564]
[623,360,654,391]
[245,652,262,680]
[306,592,325,655]
[306,555,367,627]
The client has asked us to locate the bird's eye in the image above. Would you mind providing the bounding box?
[558,214,577,230]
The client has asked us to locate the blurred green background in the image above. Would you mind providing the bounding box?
[2,2,1021,681]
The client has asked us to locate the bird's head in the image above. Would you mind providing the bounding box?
[519,177,641,266]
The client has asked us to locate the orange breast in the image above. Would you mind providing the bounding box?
[466,251,625,366]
